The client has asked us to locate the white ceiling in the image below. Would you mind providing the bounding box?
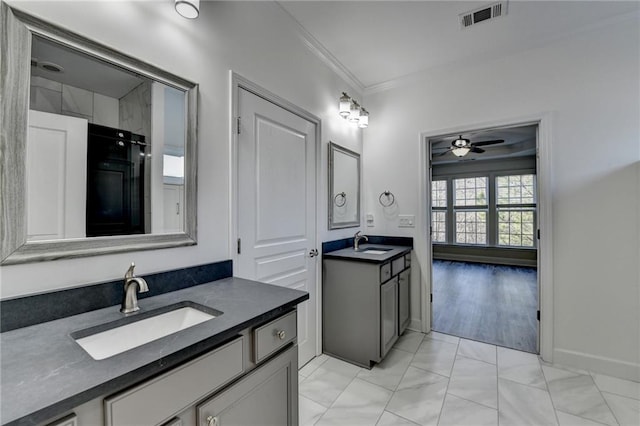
[279,1,639,90]
[430,124,537,164]
[31,35,145,99]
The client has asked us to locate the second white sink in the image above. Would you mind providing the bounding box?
[358,247,393,255]
[74,305,217,360]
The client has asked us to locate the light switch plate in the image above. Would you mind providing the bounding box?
[399,214,415,228]
[366,214,374,227]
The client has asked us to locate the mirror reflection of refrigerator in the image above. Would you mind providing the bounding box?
[86,123,146,237]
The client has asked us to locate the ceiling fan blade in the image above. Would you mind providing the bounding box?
[434,149,452,157]
[470,147,485,154]
[470,139,504,147]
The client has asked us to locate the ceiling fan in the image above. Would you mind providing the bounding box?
[435,135,504,157]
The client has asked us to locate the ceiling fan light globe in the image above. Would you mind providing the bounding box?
[452,147,470,157]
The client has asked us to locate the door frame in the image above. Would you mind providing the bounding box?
[229,71,322,359]
[418,112,554,362]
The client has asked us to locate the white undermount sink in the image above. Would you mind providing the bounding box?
[359,247,393,255]
[74,305,217,360]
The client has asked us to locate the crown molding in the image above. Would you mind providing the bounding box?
[275,1,365,93]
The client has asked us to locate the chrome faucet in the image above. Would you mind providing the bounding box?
[121,262,149,314]
[354,231,368,251]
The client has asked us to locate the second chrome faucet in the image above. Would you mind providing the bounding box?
[121,262,149,314]
[354,231,368,251]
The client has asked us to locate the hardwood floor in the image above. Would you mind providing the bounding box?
[432,260,538,353]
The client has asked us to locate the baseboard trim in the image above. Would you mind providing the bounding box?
[553,348,640,381]
[408,319,422,333]
[433,253,537,268]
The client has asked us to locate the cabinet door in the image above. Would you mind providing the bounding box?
[197,346,298,426]
[380,277,398,357]
[398,269,410,335]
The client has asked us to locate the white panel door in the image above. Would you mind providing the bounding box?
[163,184,184,233]
[236,88,317,366]
[26,110,88,241]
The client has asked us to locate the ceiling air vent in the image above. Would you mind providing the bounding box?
[460,1,508,29]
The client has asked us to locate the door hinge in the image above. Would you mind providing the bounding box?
[537,229,541,240]
[430,226,433,236]
[236,117,241,135]
[237,237,241,254]
[537,310,540,321]
[430,293,433,303]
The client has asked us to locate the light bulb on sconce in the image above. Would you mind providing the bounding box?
[348,100,361,123]
[339,92,351,118]
[175,0,200,19]
[358,109,369,128]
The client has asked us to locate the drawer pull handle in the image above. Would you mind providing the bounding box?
[207,416,219,426]
[276,330,286,340]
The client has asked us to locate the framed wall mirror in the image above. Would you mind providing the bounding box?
[0,4,198,264]
[328,142,360,229]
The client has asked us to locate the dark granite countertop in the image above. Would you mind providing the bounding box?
[323,243,411,264]
[0,277,308,426]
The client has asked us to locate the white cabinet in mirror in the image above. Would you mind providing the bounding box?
[0,4,198,264]
[328,142,360,229]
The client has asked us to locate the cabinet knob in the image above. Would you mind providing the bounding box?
[206,416,219,426]
[276,330,286,340]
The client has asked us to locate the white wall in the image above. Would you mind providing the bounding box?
[362,17,640,378]
[0,0,362,298]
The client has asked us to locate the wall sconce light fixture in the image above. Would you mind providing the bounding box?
[175,0,200,19]
[339,92,369,129]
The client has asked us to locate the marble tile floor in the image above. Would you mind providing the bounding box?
[298,330,640,426]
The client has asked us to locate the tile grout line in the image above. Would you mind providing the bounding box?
[542,361,624,426]
[444,392,500,412]
[436,333,461,425]
[496,346,501,426]
[591,376,624,426]
[539,357,564,426]
[590,369,640,395]
[313,364,363,424]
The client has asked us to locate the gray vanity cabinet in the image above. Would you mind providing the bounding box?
[52,311,299,426]
[380,277,399,356]
[398,268,410,335]
[197,346,298,426]
[323,249,411,368]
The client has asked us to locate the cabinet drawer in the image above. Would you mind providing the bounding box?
[391,256,405,276]
[105,337,244,426]
[380,262,391,283]
[253,311,297,363]
[405,253,411,267]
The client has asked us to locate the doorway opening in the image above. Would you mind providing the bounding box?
[428,124,540,353]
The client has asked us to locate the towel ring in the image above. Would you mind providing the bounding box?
[334,192,346,207]
[379,190,395,207]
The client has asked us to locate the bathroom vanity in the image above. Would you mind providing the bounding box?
[0,277,308,426]
[322,244,411,368]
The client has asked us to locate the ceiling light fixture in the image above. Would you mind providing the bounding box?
[452,146,471,157]
[338,92,370,129]
[175,0,200,19]
[453,136,470,147]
